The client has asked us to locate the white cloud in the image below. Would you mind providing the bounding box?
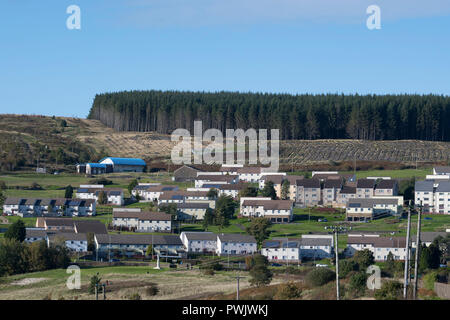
[118,0,450,27]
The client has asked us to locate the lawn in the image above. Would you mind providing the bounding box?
[342,168,430,180]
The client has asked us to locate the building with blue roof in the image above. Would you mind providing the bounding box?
[99,157,146,173]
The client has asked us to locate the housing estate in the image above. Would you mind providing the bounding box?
[132,184,179,202]
[112,208,172,232]
[75,184,124,206]
[415,180,450,214]
[240,198,294,223]
[3,197,96,217]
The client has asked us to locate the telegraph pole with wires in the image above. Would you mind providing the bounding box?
[335,230,340,300]
[234,275,245,300]
[413,201,423,300]
[403,205,412,299]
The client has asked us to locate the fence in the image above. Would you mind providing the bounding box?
[434,282,450,299]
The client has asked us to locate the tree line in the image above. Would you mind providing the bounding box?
[88,91,450,141]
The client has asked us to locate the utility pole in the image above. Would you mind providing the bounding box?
[413,201,422,300]
[335,230,339,300]
[403,208,411,299]
[234,276,245,300]
[285,234,289,267]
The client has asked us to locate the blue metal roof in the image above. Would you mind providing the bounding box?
[99,157,146,166]
[87,163,107,168]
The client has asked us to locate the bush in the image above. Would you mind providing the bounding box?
[146,284,159,296]
[339,260,359,278]
[348,272,368,297]
[274,282,302,300]
[88,274,101,294]
[306,268,336,287]
[128,292,142,300]
[374,280,403,300]
[89,178,113,185]
[203,269,215,276]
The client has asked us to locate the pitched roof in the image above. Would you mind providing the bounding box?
[196,175,238,182]
[376,180,397,189]
[95,234,182,246]
[44,218,76,227]
[299,238,333,246]
[4,197,23,205]
[434,166,450,174]
[236,167,262,174]
[415,180,435,192]
[347,236,406,248]
[159,191,209,200]
[297,179,321,188]
[176,202,210,209]
[133,185,178,192]
[262,239,301,249]
[48,232,88,242]
[324,179,342,189]
[357,179,376,189]
[218,233,256,243]
[74,220,108,234]
[436,181,450,192]
[260,175,284,184]
[347,198,398,208]
[25,229,48,238]
[183,232,217,241]
[242,199,294,210]
[340,186,356,194]
[414,232,448,243]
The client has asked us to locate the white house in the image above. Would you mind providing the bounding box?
[112,209,172,232]
[180,232,217,253]
[216,234,257,256]
[345,236,407,261]
[195,174,239,188]
[240,199,294,223]
[132,184,179,202]
[47,233,88,252]
[176,202,210,220]
[433,166,450,176]
[2,197,96,217]
[158,191,210,204]
[261,239,301,262]
[346,198,400,221]
[24,229,48,243]
[76,185,124,206]
[415,180,450,214]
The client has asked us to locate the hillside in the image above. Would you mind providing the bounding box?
[88,90,450,141]
[0,114,449,172]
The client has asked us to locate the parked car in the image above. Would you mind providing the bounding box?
[271,263,282,267]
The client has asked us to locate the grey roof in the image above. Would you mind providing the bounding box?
[74,220,108,234]
[242,199,294,210]
[218,233,256,243]
[262,239,301,249]
[414,232,448,243]
[299,238,332,246]
[436,181,450,192]
[48,232,87,242]
[347,236,406,248]
[44,218,75,227]
[297,179,321,188]
[95,234,182,246]
[324,179,342,189]
[347,198,398,208]
[183,232,217,241]
[25,229,48,238]
[357,179,376,189]
[4,197,23,205]
[376,180,397,189]
[434,166,450,174]
[113,211,172,221]
[176,203,210,209]
[340,186,356,194]
[415,180,435,192]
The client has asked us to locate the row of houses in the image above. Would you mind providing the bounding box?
[112,208,172,232]
[3,197,96,217]
[415,179,450,214]
[75,184,124,206]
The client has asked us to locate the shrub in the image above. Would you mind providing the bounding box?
[203,269,215,276]
[88,274,101,294]
[339,260,359,278]
[374,280,403,300]
[274,282,302,300]
[348,272,368,296]
[128,292,142,300]
[306,268,336,287]
[146,284,159,296]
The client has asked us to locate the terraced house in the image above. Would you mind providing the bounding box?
[346,236,407,261]
[3,197,96,217]
[132,183,179,202]
[75,184,124,206]
[296,179,321,206]
[195,174,239,188]
[180,231,217,253]
[240,198,294,223]
[415,180,450,214]
[216,233,257,256]
[346,198,400,221]
[112,208,172,232]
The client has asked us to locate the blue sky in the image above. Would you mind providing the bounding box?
[0,0,449,118]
